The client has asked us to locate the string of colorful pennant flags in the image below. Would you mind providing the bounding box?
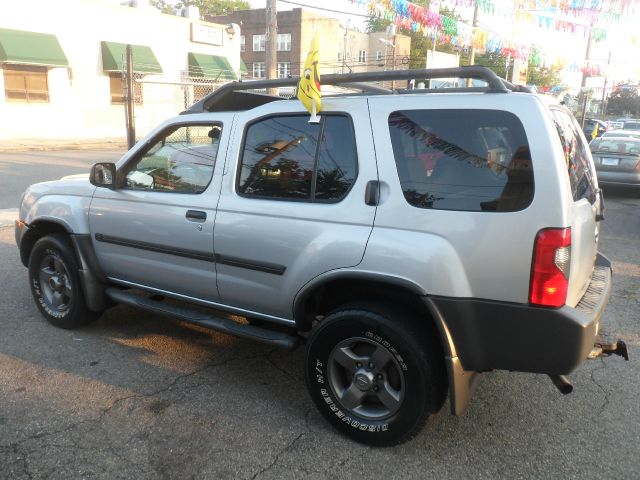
[347,0,638,69]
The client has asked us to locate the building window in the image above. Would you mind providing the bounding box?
[277,33,291,51]
[252,62,265,79]
[337,52,342,61]
[253,34,265,52]
[109,73,142,105]
[376,51,383,61]
[358,50,366,63]
[277,62,290,79]
[3,65,49,103]
[240,35,245,52]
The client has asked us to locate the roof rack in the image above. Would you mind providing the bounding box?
[183,66,516,114]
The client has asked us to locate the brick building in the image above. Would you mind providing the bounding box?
[208,8,410,79]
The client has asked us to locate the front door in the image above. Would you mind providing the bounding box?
[89,120,230,302]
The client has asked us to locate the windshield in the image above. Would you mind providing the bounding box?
[590,138,640,154]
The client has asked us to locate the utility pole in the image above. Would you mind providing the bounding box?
[125,44,136,150]
[466,0,479,87]
[468,0,479,66]
[600,51,612,117]
[580,22,594,127]
[265,0,277,95]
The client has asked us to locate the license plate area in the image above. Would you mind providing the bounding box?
[601,157,619,166]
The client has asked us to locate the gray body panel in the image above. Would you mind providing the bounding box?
[364,94,598,305]
[214,99,377,319]
[88,113,234,303]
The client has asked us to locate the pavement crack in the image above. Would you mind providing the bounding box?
[590,357,610,416]
[264,350,302,383]
[248,432,305,480]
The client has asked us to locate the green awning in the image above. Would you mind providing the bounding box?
[101,41,162,74]
[0,28,68,67]
[188,52,237,81]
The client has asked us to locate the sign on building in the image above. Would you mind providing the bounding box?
[191,23,223,46]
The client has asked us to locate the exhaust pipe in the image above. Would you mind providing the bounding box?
[549,375,573,394]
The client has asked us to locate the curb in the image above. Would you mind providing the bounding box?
[0,140,128,153]
[0,208,18,228]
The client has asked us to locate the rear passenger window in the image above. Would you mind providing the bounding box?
[551,109,597,202]
[238,114,357,202]
[388,109,533,212]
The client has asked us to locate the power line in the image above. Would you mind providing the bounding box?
[276,0,369,18]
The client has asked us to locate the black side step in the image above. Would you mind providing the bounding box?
[106,288,300,350]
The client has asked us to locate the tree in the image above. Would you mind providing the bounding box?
[526,62,563,89]
[150,0,250,18]
[606,87,640,117]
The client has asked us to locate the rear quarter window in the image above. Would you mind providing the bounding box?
[551,109,597,202]
[388,109,533,212]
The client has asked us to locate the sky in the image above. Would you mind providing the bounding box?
[116,0,638,88]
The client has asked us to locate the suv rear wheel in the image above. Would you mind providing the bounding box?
[28,234,102,329]
[304,303,446,446]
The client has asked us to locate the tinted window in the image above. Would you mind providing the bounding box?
[123,124,219,193]
[388,109,533,212]
[551,110,597,202]
[238,115,357,202]
[315,116,357,200]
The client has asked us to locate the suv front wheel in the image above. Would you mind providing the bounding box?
[28,234,102,329]
[304,303,446,446]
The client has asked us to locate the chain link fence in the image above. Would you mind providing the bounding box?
[129,72,297,141]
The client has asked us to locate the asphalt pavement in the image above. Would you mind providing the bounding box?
[0,151,638,479]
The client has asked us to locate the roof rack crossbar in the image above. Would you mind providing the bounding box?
[186,66,509,113]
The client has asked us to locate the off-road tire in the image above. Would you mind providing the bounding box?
[304,302,446,446]
[28,234,101,329]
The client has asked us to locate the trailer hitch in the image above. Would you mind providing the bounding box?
[588,340,629,361]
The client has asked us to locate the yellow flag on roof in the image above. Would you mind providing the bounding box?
[297,32,321,121]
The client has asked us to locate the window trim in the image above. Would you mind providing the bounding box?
[276,33,291,51]
[108,72,142,105]
[235,112,359,204]
[276,62,290,79]
[118,121,224,194]
[3,64,50,103]
[252,34,266,52]
[252,62,266,78]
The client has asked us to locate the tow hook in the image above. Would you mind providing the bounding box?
[589,340,630,361]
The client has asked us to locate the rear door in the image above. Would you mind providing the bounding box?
[550,108,600,306]
[213,98,377,320]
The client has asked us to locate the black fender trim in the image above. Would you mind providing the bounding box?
[292,270,427,330]
[70,234,111,312]
[423,297,479,416]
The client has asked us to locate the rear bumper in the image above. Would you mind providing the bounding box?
[596,170,640,187]
[431,253,613,375]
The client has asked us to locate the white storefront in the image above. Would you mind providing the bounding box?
[0,0,240,141]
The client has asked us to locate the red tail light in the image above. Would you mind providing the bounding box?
[529,228,571,308]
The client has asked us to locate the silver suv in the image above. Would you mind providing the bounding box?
[15,67,620,446]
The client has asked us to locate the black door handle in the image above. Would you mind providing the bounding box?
[365,180,380,206]
[186,210,207,222]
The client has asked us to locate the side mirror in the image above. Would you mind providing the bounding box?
[90,162,117,189]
